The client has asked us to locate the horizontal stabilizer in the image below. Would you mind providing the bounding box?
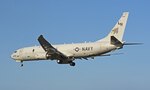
[123,43,143,45]
[111,36,123,46]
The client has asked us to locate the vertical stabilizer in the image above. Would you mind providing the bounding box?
[98,12,129,43]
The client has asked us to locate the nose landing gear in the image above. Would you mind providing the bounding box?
[20,61,23,67]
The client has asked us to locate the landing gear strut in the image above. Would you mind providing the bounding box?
[70,62,75,66]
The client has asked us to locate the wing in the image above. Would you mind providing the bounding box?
[76,53,123,60]
[38,35,68,60]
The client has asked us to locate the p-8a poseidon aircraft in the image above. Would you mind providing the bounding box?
[11,12,140,67]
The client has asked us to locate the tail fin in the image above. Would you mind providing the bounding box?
[98,12,129,43]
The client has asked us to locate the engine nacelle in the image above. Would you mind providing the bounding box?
[57,60,71,64]
[57,60,62,64]
[46,53,52,59]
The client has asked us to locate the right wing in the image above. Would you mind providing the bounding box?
[38,35,68,60]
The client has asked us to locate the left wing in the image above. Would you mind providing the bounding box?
[76,53,123,60]
[38,35,68,60]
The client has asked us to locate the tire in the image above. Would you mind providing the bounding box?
[70,62,75,66]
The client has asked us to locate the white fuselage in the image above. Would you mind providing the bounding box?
[11,42,117,62]
[11,12,129,66]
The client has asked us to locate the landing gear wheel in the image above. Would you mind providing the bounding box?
[20,61,23,67]
[70,62,75,66]
[21,64,23,67]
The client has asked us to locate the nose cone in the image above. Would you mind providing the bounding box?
[11,53,16,60]
[11,53,15,59]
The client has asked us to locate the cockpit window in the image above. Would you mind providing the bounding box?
[14,51,17,53]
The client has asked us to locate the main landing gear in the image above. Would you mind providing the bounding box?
[69,62,75,66]
[57,60,76,66]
